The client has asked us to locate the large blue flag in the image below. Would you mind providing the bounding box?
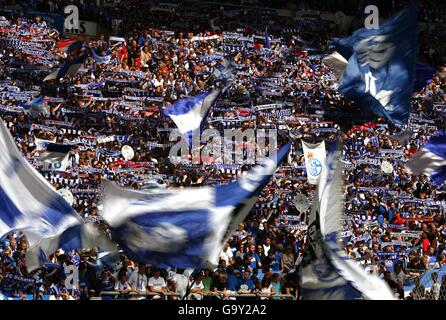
[100,143,291,269]
[332,38,435,94]
[163,89,221,145]
[0,120,115,270]
[405,131,446,186]
[336,4,418,126]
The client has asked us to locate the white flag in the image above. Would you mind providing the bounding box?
[300,146,395,300]
[302,140,326,185]
[322,51,348,81]
[0,120,115,271]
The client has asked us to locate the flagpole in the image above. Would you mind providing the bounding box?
[182,269,201,300]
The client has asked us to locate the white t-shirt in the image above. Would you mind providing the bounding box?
[190,280,204,291]
[172,273,189,298]
[148,276,167,290]
[431,283,441,300]
[128,271,148,292]
[219,248,233,264]
[114,280,131,291]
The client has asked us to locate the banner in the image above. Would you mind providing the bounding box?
[302,140,326,185]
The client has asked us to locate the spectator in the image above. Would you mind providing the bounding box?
[148,269,169,299]
[128,264,148,293]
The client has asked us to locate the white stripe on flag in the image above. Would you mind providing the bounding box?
[405,148,446,176]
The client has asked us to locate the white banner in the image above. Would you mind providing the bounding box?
[42,153,70,172]
[302,140,326,185]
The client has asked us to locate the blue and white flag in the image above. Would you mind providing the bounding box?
[332,40,434,94]
[91,48,112,64]
[300,144,395,300]
[336,4,418,126]
[405,131,446,185]
[43,51,89,82]
[0,120,115,271]
[37,141,72,172]
[163,89,221,145]
[23,96,49,118]
[100,143,291,268]
[213,58,236,84]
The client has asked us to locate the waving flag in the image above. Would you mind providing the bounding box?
[300,144,395,300]
[0,120,115,271]
[322,51,348,82]
[56,38,82,54]
[22,96,49,118]
[163,89,221,145]
[213,57,236,83]
[36,140,72,172]
[405,131,446,185]
[332,35,434,94]
[100,143,290,268]
[336,4,418,126]
[43,51,89,82]
[91,48,112,64]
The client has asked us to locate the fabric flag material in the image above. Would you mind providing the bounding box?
[38,142,72,172]
[413,62,435,92]
[405,131,446,185]
[56,38,82,54]
[333,34,434,94]
[100,143,291,269]
[302,140,327,185]
[300,144,395,300]
[336,4,418,126]
[322,51,348,82]
[334,29,434,94]
[325,54,433,92]
[213,57,236,83]
[91,48,112,64]
[43,51,89,82]
[0,120,115,271]
[23,96,49,118]
[163,89,221,145]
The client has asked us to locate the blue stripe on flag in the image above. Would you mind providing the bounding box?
[425,131,446,159]
[163,93,210,116]
[110,209,209,268]
[0,185,24,228]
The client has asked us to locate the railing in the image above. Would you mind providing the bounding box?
[97,291,295,300]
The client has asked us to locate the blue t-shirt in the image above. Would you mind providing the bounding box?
[226,274,239,291]
[101,277,115,291]
[271,253,281,273]
[249,254,262,269]
[272,281,281,296]
[238,278,254,291]
[384,259,395,273]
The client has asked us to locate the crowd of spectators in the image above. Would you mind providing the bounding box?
[0,1,445,300]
